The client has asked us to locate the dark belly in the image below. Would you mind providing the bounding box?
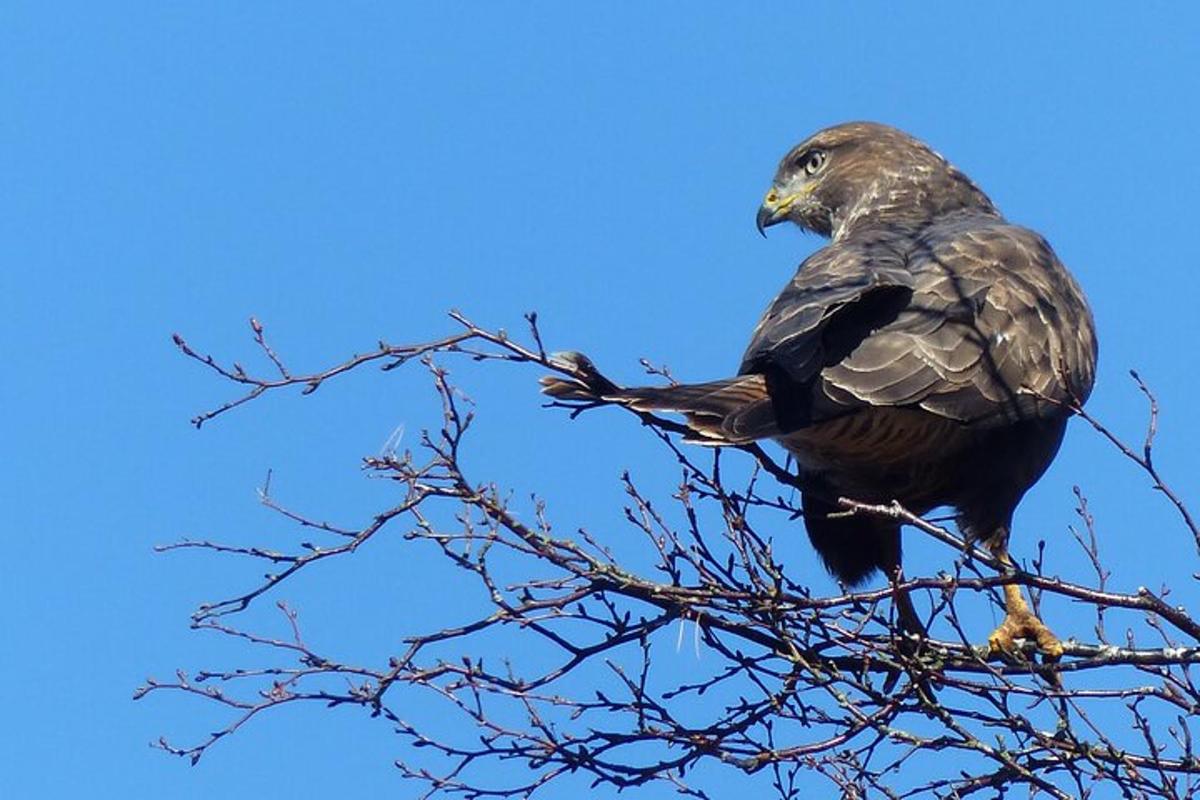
[778,408,1069,517]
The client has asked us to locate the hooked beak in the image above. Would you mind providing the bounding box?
[755,189,798,237]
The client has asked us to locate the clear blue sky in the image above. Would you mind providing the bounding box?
[3,3,1199,797]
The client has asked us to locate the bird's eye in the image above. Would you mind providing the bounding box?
[799,150,826,176]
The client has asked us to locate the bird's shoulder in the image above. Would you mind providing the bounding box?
[909,215,1077,293]
[826,215,1097,423]
[741,213,1097,426]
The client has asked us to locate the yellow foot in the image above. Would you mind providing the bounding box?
[987,609,1064,661]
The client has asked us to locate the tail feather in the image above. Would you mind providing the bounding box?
[613,377,777,442]
[541,356,778,444]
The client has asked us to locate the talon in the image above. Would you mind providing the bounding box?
[987,609,1063,660]
[985,543,1065,673]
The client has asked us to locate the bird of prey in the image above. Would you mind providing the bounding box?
[543,122,1097,658]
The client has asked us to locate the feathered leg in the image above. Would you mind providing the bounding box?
[802,494,925,638]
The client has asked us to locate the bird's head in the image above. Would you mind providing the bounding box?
[756,121,997,240]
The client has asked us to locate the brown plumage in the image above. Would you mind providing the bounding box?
[544,122,1097,655]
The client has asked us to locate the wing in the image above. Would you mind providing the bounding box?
[739,238,915,379]
[743,218,1097,428]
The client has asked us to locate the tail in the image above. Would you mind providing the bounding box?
[540,352,779,444]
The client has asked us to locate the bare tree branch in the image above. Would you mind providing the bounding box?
[143,312,1200,798]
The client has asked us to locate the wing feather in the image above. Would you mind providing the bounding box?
[742,218,1097,428]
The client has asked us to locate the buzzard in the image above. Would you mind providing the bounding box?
[543,122,1097,657]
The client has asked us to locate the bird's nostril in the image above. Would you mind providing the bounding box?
[765,190,778,204]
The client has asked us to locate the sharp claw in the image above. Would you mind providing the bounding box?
[988,611,1063,660]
